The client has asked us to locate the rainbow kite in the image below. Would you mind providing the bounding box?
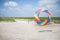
[34,8,51,26]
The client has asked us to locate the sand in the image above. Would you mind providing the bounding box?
[0,19,60,40]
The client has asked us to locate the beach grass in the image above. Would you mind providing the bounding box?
[0,17,15,22]
[0,17,60,22]
[14,17,60,21]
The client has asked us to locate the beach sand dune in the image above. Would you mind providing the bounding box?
[0,20,60,40]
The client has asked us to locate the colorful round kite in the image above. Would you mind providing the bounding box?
[34,8,51,26]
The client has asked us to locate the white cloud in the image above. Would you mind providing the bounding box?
[0,1,21,17]
[4,1,18,9]
[38,0,58,8]
[4,1,21,11]
[39,0,58,4]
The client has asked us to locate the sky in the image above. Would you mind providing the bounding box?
[0,0,60,17]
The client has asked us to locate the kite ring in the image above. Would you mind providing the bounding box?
[34,9,51,26]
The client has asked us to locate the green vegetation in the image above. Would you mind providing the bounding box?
[0,17,15,22]
[51,17,60,21]
[0,17,60,22]
[14,17,34,21]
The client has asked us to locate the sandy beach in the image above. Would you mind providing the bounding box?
[0,19,60,40]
